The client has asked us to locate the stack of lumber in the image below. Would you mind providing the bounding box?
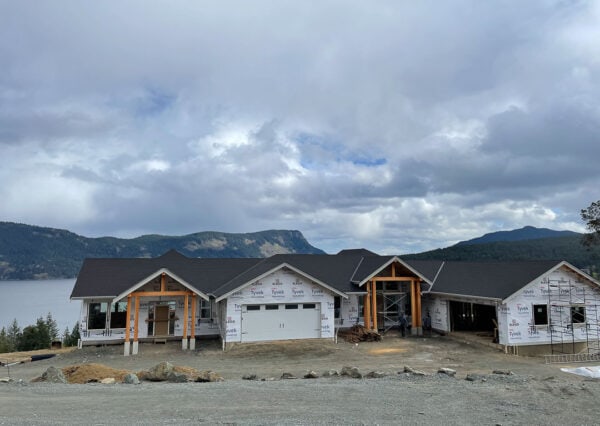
[339,325,382,343]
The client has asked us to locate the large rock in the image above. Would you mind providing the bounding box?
[40,366,67,384]
[100,378,115,384]
[403,366,427,376]
[195,371,224,383]
[281,372,297,380]
[438,367,456,377]
[167,372,189,383]
[365,371,386,379]
[304,370,319,379]
[242,374,258,381]
[123,373,140,385]
[322,369,339,377]
[144,362,174,381]
[340,366,362,379]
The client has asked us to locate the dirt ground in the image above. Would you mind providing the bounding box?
[1,333,600,424]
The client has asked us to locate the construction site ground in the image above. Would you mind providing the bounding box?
[1,332,600,425]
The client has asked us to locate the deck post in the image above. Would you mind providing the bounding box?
[190,295,197,350]
[124,295,131,356]
[371,281,378,331]
[132,296,140,355]
[364,290,371,329]
[182,294,189,350]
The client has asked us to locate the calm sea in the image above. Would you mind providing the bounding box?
[0,279,80,334]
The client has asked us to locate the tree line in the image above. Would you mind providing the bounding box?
[0,314,80,353]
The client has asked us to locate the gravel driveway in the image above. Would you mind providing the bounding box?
[1,334,599,425]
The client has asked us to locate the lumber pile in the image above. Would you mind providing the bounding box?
[339,325,382,343]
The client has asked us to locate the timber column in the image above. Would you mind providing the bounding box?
[132,296,140,354]
[410,279,423,335]
[371,281,378,331]
[190,295,197,350]
[124,295,132,356]
[364,289,372,330]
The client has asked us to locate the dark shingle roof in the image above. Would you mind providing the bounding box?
[70,251,261,298]
[428,260,561,300]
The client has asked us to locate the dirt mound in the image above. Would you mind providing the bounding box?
[62,363,130,384]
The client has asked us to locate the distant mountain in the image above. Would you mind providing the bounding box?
[455,226,580,246]
[404,227,600,277]
[0,222,325,280]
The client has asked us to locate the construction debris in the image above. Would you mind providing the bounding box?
[338,325,382,343]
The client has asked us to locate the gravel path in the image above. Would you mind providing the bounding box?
[2,335,600,424]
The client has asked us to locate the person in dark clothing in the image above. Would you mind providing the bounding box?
[399,313,408,337]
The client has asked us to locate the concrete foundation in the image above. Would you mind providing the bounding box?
[189,338,196,350]
[132,341,139,355]
[124,341,130,356]
[181,338,188,350]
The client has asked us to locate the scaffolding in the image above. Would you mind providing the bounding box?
[546,276,600,357]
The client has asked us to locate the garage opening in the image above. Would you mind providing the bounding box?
[450,301,497,333]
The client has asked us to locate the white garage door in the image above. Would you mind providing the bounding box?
[241,303,321,342]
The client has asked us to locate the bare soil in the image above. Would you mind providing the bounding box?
[1,333,600,424]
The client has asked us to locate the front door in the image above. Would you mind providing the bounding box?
[154,305,170,336]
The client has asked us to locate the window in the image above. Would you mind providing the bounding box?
[110,301,128,328]
[265,305,279,310]
[533,304,548,326]
[334,296,341,319]
[571,306,586,324]
[88,302,108,329]
[285,304,298,310]
[200,299,211,319]
[247,305,260,311]
[303,303,316,309]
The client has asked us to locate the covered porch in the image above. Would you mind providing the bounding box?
[362,260,429,335]
[119,270,209,356]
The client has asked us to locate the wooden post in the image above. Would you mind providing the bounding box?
[364,292,371,330]
[410,280,418,333]
[124,295,131,356]
[133,296,140,354]
[182,294,189,350]
[371,281,378,331]
[415,280,422,334]
[160,273,166,292]
[190,295,197,350]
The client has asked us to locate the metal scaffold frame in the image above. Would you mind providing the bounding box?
[547,276,600,358]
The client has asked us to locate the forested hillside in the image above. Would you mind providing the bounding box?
[0,222,324,280]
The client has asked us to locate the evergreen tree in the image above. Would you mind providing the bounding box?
[17,317,51,351]
[45,312,59,341]
[7,319,21,351]
[62,321,81,347]
[0,327,11,353]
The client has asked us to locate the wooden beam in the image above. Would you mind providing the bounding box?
[160,273,166,292]
[410,280,417,329]
[125,295,131,343]
[130,290,193,297]
[391,263,396,278]
[364,292,371,330]
[133,296,140,341]
[371,277,417,282]
[183,294,188,340]
[415,280,422,328]
[371,281,378,331]
[190,294,196,339]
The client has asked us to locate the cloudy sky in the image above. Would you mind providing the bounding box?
[1,1,599,254]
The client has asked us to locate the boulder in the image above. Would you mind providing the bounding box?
[195,371,224,383]
[438,367,456,377]
[167,372,189,383]
[242,374,258,381]
[403,366,427,376]
[465,374,486,382]
[304,370,319,379]
[123,373,140,385]
[322,369,339,377]
[366,371,386,379]
[281,372,297,380]
[340,366,362,379]
[100,378,115,384]
[492,369,514,375]
[144,361,174,381]
[40,366,67,384]
[0,377,12,383]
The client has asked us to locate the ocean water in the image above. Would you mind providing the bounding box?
[0,278,80,334]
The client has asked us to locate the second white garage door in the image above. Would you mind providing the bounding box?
[241,303,321,342]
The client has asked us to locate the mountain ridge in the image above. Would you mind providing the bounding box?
[0,222,324,280]
[455,225,580,246]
